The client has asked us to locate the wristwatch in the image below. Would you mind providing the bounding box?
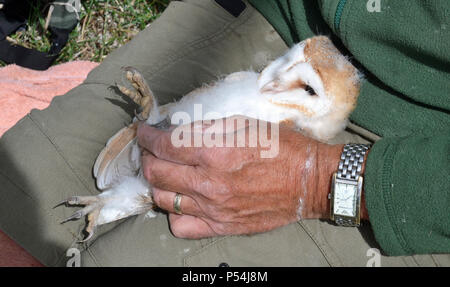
[329,143,370,227]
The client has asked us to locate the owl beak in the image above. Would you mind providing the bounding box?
[260,79,286,94]
[260,81,275,93]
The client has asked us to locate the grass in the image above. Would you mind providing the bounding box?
[0,0,169,66]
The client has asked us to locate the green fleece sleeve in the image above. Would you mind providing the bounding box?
[250,0,450,256]
[364,130,450,256]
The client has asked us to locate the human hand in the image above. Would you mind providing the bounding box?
[137,116,359,238]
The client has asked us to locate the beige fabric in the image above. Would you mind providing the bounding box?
[0,0,448,266]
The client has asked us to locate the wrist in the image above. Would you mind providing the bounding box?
[293,141,341,219]
[316,143,342,219]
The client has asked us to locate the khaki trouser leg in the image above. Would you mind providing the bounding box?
[1,0,448,267]
[0,0,288,266]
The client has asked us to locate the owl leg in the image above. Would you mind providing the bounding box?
[54,177,155,242]
[116,66,155,121]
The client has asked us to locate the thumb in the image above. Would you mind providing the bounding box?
[169,214,217,239]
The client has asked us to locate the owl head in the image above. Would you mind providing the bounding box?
[258,36,361,139]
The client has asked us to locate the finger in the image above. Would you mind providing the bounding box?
[197,116,276,150]
[196,115,250,134]
[152,188,204,217]
[169,213,217,239]
[137,123,201,165]
[142,152,202,197]
[188,116,258,141]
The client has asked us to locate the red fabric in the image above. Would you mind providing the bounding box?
[0,231,43,267]
[0,61,98,266]
[0,61,99,136]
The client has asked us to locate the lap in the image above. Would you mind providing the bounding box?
[0,0,287,266]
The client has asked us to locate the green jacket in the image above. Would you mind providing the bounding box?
[248,0,450,256]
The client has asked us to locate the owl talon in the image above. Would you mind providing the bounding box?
[55,195,104,241]
[78,231,94,243]
[78,208,100,242]
[53,196,98,208]
[134,109,146,122]
[60,210,84,224]
[117,66,155,121]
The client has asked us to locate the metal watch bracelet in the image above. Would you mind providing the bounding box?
[337,144,370,181]
[333,143,370,227]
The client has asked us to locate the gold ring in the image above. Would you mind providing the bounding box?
[173,193,183,215]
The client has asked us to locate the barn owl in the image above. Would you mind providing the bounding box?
[55,36,361,241]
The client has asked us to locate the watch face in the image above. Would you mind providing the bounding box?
[334,183,357,217]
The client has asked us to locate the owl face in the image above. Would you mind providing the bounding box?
[258,36,361,120]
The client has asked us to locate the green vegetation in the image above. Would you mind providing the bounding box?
[0,0,169,66]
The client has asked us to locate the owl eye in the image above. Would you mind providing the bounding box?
[305,85,317,96]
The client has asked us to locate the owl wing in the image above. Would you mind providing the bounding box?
[93,122,141,190]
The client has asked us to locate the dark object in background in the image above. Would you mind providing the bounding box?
[0,0,80,70]
[214,0,246,18]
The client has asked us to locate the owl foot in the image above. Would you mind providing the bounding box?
[54,196,104,242]
[54,181,155,242]
[116,66,155,121]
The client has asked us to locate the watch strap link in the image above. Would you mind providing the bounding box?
[337,144,369,181]
[335,217,358,227]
